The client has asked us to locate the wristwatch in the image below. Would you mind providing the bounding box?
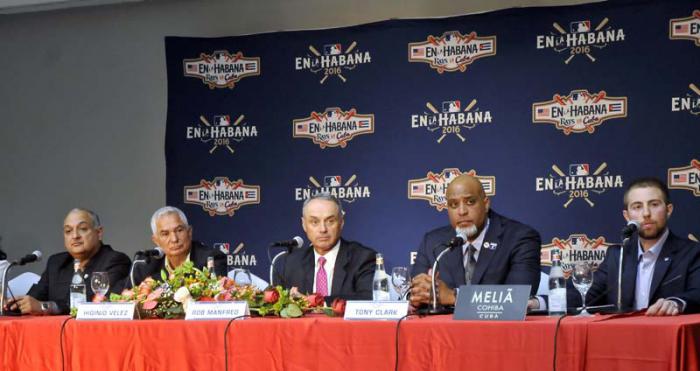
[40,301,50,315]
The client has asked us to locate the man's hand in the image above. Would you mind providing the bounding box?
[409,273,456,307]
[4,296,42,315]
[646,298,681,316]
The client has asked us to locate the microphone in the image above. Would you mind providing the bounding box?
[270,236,304,250]
[136,247,165,260]
[15,251,43,266]
[426,227,475,314]
[621,220,639,242]
[269,236,304,286]
[616,220,639,313]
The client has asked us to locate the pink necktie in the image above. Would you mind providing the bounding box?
[316,256,328,296]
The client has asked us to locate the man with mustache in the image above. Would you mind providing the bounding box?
[410,174,542,309]
[569,177,700,315]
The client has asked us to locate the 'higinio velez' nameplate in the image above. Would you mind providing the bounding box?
[76,303,136,320]
[344,300,409,320]
[185,301,249,320]
[453,285,530,321]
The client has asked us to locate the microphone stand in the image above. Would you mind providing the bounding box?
[427,245,454,315]
[616,236,632,313]
[269,250,287,287]
[129,254,148,290]
[0,262,21,316]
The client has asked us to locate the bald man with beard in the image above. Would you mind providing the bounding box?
[410,174,542,309]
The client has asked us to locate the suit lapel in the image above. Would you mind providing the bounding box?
[648,234,677,300]
[331,240,349,295]
[472,213,502,285]
[302,248,315,294]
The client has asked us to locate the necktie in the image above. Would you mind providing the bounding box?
[316,256,328,296]
[465,244,477,285]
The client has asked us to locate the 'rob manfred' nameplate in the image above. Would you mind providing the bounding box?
[185,301,249,320]
[76,303,135,320]
[344,301,409,320]
[453,285,530,321]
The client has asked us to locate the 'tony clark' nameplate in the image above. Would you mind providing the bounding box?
[185,301,250,320]
[76,302,136,320]
[344,300,409,320]
[453,285,530,321]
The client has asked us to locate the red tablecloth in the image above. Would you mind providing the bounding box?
[1,313,699,371]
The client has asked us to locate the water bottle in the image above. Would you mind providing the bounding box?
[69,259,87,310]
[548,250,567,316]
[372,253,390,301]
[207,256,216,280]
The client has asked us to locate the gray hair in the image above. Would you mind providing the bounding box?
[150,206,189,234]
[67,208,101,228]
[302,192,344,218]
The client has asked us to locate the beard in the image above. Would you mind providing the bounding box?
[638,224,666,241]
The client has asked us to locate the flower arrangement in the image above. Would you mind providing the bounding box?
[102,261,345,319]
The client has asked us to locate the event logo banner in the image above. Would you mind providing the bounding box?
[295,41,372,83]
[294,174,371,203]
[536,17,625,64]
[541,234,612,276]
[183,50,260,89]
[668,159,700,196]
[410,98,493,143]
[184,177,260,216]
[408,168,495,211]
[214,242,258,269]
[293,107,374,148]
[532,89,627,134]
[186,114,258,154]
[671,83,700,115]
[408,31,496,73]
[669,10,700,46]
[535,162,623,207]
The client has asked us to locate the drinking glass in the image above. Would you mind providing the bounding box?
[231,268,252,286]
[391,266,410,300]
[90,272,110,298]
[571,262,593,316]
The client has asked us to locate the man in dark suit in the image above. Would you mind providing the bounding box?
[276,192,376,301]
[410,174,541,308]
[5,208,131,315]
[569,177,700,316]
[129,206,227,288]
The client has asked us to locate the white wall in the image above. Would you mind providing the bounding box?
[0,0,595,275]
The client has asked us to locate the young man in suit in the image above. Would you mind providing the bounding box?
[410,174,542,309]
[571,177,700,316]
[276,192,377,301]
[5,208,131,315]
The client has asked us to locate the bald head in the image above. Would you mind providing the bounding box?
[445,174,490,237]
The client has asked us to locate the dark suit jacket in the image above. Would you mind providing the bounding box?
[569,232,700,313]
[27,244,131,314]
[275,238,377,301]
[412,210,542,296]
[127,241,227,288]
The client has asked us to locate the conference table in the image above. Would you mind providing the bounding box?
[1,312,698,370]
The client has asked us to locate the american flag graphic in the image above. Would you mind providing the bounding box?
[673,173,688,182]
[296,123,308,133]
[412,184,425,193]
[412,47,425,57]
[675,24,689,33]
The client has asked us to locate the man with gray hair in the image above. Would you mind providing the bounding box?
[4,208,131,315]
[129,206,227,287]
[274,192,377,301]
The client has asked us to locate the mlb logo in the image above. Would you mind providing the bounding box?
[569,164,590,176]
[570,237,579,245]
[214,51,227,60]
[324,44,342,55]
[324,176,342,187]
[214,179,226,187]
[570,21,591,33]
[442,100,461,113]
[213,115,231,126]
[214,243,230,254]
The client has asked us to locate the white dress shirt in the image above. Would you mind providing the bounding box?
[634,228,669,310]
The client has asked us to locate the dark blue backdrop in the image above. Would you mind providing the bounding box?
[165,0,700,280]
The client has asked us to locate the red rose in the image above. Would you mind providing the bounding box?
[92,294,106,303]
[306,293,325,307]
[331,298,346,316]
[263,289,280,304]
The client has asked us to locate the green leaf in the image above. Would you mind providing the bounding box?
[161,269,168,281]
[285,303,303,318]
[280,308,289,318]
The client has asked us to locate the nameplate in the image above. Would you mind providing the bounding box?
[344,301,409,320]
[185,301,249,320]
[76,303,135,320]
[453,285,530,321]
